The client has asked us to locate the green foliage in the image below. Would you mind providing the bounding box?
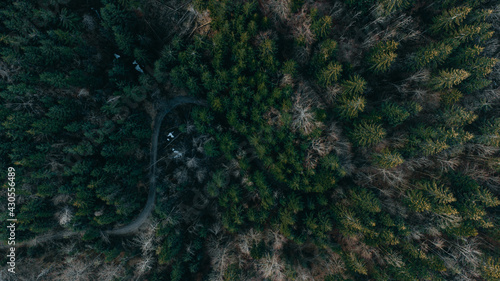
[337,95,366,119]
[367,41,399,73]
[409,42,453,70]
[2,0,500,279]
[440,89,463,106]
[441,105,477,127]
[311,14,333,39]
[430,69,470,90]
[346,252,368,275]
[430,6,472,34]
[482,257,500,280]
[381,102,410,126]
[350,121,386,147]
[420,181,456,205]
[341,75,366,96]
[405,190,431,212]
[377,0,413,15]
[318,62,343,87]
[349,187,381,213]
[372,150,404,168]
[477,118,500,147]
[317,39,338,63]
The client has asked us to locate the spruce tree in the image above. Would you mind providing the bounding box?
[367,41,399,74]
[430,69,470,89]
[350,121,386,147]
[430,6,471,34]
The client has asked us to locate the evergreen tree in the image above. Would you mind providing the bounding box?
[318,62,343,87]
[409,42,453,70]
[430,69,470,89]
[430,6,471,34]
[337,95,366,119]
[350,121,386,147]
[367,41,399,73]
[341,75,366,96]
[372,150,404,169]
[381,102,410,126]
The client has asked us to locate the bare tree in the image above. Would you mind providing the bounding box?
[57,256,92,281]
[135,255,154,278]
[256,253,286,281]
[265,0,291,22]
[291,94,322,136]
[97,262,126,281]
[56,206,73,226]
[207,234,236,281]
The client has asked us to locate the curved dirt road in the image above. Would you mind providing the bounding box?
[0,96,204,248]
[105,96,205,235]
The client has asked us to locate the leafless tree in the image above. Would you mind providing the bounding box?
[207,234,236,281]
[448,238,483,278]
[186,156,199,169]
[280,73,294,87]
[257,253,286,281]
[56,206,73,226]
[295,265,314,281]
[436,156,460,172]
[173,166,189,184]
[265,229,286,251]
[265,0,291,22]
[289,9,315,47]
[324,84,342,104]
[97,263,126,281]
[406,69,431,83]
[384,251,405,268]
[291,91,323,136]
[58,256,92,281]
[135,255,154,278]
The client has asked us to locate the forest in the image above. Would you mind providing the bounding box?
[0,0,500,280]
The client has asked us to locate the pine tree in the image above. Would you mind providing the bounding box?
[317,39,338,64]
[372,151,404,169]
[440,89,463,106]
[346,252,368,275]
[318,62,343,87]
[466,56,499,77]
[453,24,483,43]
[475,188,500,208]
[430,6,471,34]
[430,69,470,90]
[420,181,456,205]
[381,102,410,126]
[336,206,367,235]
[311,15,332,39]
[367,41,399,73]
[337,95,366,119]
[421,139,449,156]
[376,0,411,15]
[341,75,366,96]
[350,121,386,147]
[441,105,477,127]
[405,190,431,212]
[477,118,500,147]
[409,42,453,70]
[482,256,500,280]
[349,187,381,213]
[451,45,484,65]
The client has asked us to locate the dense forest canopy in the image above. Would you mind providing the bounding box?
[1,0,500,280]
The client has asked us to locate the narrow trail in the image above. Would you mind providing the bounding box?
[1,96,205,249]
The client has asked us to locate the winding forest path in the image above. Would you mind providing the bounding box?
[1,96,205,248]
[105,96,205,235]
